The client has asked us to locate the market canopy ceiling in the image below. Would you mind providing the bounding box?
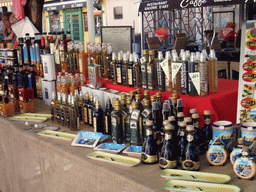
[139,0,251,12]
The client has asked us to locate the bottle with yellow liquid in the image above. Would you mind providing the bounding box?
[208,49,218,93]
[78,42,88,78]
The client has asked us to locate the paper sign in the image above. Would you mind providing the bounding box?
[160,58,169,78]
[189,72,200,95]
[172,62,182,81]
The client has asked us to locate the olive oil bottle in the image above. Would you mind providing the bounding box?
[203,110,212,143]
[122,53,128,86]
[104,98,113,135]
[147,50,156,90]
[141,49,148,89]
[182,125,200,171]
[60,93,67,125]
[141,100,152,141]
[116,52,123,85]
[111,99,123,144]
[93,100,104,133]
[132,53,142,88]
[121,94,128,143]
[159,124,177,169]
[69,96,80,131]
[110,52,117,83]
[56,92,62,124]
[106,44,113,80]
[77,92,84,123]
[130,102,143,146]
[142,90,150,107]
[50,92,57,122]
[191,113,201,147]
[83,93,89,124]
[177,121,187,164]
[181,51,189,94]
[127,53,134,87]
[157,51,165,91]
[152,101,163,151]
[125,97,132,143]
[88,94,94,126]
[66,95,71,127]
[141,120,158,164]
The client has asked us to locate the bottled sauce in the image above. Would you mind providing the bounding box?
[111,99,123,144]
[198,52,208,96]
[233,145,256,179]
[141,120,158,164]
[122,53,128,86]
[116,52,123,85]
[157,51,165,91]
[88,94,94,126]
[181,51,189,94]
[182,125,200,171]
[203,110,212,143]
[172,51,182,94]
[176,99,183,113]
[130,102,143,146]
[93,100,104,133]
[147,50,156,90]
[127,53,134,87]
[141,49,148,89]
[165,51,173,92]
[141,100,152,140]
[132,54,142,88]
[208,49,218,93]
[78,42,88,77]
[188,52,198,96]
[177,121,187,164]
[66,95,71,127]
[60,93,67,125]
[110,52,117,83]
[159,124,177,169]
[69,96,80,131]
[104,98,113,135]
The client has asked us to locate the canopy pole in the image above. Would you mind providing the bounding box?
[87,0,95,43]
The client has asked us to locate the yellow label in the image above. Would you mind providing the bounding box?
[128,69,133,85]
[141,152,158,163]
[117,68,122,83]
[159,158,177,169]
[93,117,97,132]
[88,108,92,124]
[84,107,88,123]
[181,160,200,170]
[105,116,109,133]
[79,58,83,72]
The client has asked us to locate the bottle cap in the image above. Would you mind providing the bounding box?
[146,120,153,126]
[112,52,117,60]
[132,102,138,109]
[190,108,197,114]
[192,113,199,119]
[209,49,216,59]
[150,95,156,102]
[143,100,150,107]
[165,51,171,60]
[121,93,127,100]
[168,116,176,122]
[195,51,201,61]
[186,125,194,131]
[57,92,62,101]
[202,49,208,59]
[172,92,177,100]
[152,102,159,110]
[95,100,101,108]
[181,51,186,61]
[129,90,136,97]
[129,53,133,62]
[204,110,211,115]
[51,92,56,99]
[123,53,128,61]
[164,124,175,131]
[177,112,184,118]
[178,121,186,127]
[179,49,185,59]
[136,88,141,94]
[172,51,179,62]
[68,94,71,104]
[185,50,190,60]
[149,50,154,55]
[142,49,148,55]
[135,94,141,100]
[126,97,132,104]
[158,51,164,60]
[200,52,207,62]
[190,52,196,62]
[184,117,192,123]
[156,92,161,98]
[163,103,169,112]
[143,90,149,96]
[163,120,170,125]
[71,96,75,105]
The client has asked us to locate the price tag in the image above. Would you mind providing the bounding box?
[189,72,200,94]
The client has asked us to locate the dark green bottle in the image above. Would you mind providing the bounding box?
[152,101,163,152]
[121,94,128,143]
[111,99,123,144]
[159,123,177,169]
[104,98,113,135]
[93,100,104,133]
[127,53,134,87]
[141,120,158,164]
[203,110,212,142]
[88,94,94,126]
[116,52,123,85]
[135,94,143,112]
[130,102,143,146]
[141,100,152,141]
[177,121,187,164]
[191,113,201,147]
[182,125,200,171]
[83,93,89,124]
[125,97,132,143]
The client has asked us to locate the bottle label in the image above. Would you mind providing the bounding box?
[23,45,29,63]
[130,119,139,145]
[105,116,109,133]
[180,131,185,136]
[206,146,227,165]
[30,45,35,64]
[35,44,40,63]
[84,107,88,123]
[147,66,153,89]
[111,116,119,142]
[189,72,200,95]
[128,68,133,85]
[205,117,210,125]
[116,67,122,83]
[182,160,200,170]
[88,108,92,125]
[165,134,172,140]
[234,158,255,179]
[141,64,147,89]
[172,62,182,82]
[93,117,97,132]
[187,135,194,142]
[131,110,140,121]
[141,152,158,163]
[159,158,177,169]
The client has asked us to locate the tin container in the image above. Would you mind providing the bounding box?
[241,122,256,146]
[212,121,233,145]
[88,64,102,88]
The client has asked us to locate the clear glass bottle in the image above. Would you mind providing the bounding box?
[208,49,218,93]
[56,92,62,124]
[141,120,158,164]
[157,51,165,91]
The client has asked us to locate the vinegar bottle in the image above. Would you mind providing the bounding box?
[208,49,218,92]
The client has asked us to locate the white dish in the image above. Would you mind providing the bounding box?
[123,146,142,157]
[94,143,127,153]
[71,132,102,148]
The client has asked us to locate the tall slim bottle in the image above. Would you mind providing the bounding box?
[66,95,71,127]
[83,93,89,124]
[104,98,113,135]
[56,92,62,124]
[133,54,142,88]
[110,52,117,83]
[181,51,189,94]
[60,93,67,125]
[198,52,208,97]
[106,44,112,79]
[208,49,218,92]
[78,42,88,77]
[152,101,163,152]
[147,50,156,90]
[165,51,173,92]
[188,52,198,96]
[116,52,123,85]
[141,120,158,164]
[93,100,104,133]
[127,53,134,87]
[111,99,123,144]
[69,96,80,131]
[181,125,200,171]
[177,121,187,164]
[88,93,94,126]
[172,51,182,94]
[130,102,143,146]
[203,110,212,143]
[121,94,128,143]
[141,100,152,141]
[122,53,128,86]
[157,51,165,91]
[141,49,148,89]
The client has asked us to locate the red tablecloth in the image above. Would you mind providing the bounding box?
[99,79,238,128]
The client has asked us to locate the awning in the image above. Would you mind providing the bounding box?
[0,1,12,7]
[139,0,248,12]
[43,0,86,11]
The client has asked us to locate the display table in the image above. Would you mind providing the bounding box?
[101,78,239,128]
[0,98,255,192]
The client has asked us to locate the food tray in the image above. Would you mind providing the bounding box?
[78,131,110,142]
[9,115,48,122]
[71,131,102,148]
[164,179,241,192]
[160,169,231,184]
[37,130,76,140]
[87,151,141,167]
[20,113,52,118]
[122,146,142,157]
[94,143,127,153]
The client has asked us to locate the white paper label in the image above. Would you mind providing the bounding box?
[189,72,200,95]
[172,62,182,81]
[248,126,253,130]
[160,58,169,78]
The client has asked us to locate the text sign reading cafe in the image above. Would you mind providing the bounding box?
[139,0,253,12]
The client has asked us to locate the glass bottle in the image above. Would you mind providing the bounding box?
[162,103,169,121]
[56,92,62,124]
[129,90,136,103]
[66,94,71,128]
[93,100,104,133]
[189,108,197,118]
[150,95,156,107]
[208,49,218,93]
[59,33,68,73]
[116,52,123,85]
[50,92,57,122]
[181,125,200,171]
[142,90,150,107]
[135,94,143,112]
[177,121,187,164]
[127,53,134,87]
[141,49,148,89]
[147,50,156,90]
[23,33,31,65]
[78,42,88,77]
[88,93,94,126]
[165,51,173,92]
[181,50,189,94]
[17,37,24,67]
[130,102,143,146]
[203,110,212,143]
[126,97,132,143]
[172,92,178,117]
[198,52,208,96]
[159,124,177,169]
[121,94,128,142]
[77,92,84,123]
[141,120,158,164]
[141,100,152,141]
[60,93,67,125]
[132,53,142,88]
[106,44,112,79]
[111,99,123,144]
[72,42,79,73]
[83,93,89,124]
[172,52,182,94]
[152,101,163,152]
[191,113,201,147]
[69,96,80,131]
[122,53,128,86]
[156,92,163,121]
[110,52,117,83]
[169,97,175,117]
[188,52,198,96]
[157,51,165,91]
[104,98,113,135]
